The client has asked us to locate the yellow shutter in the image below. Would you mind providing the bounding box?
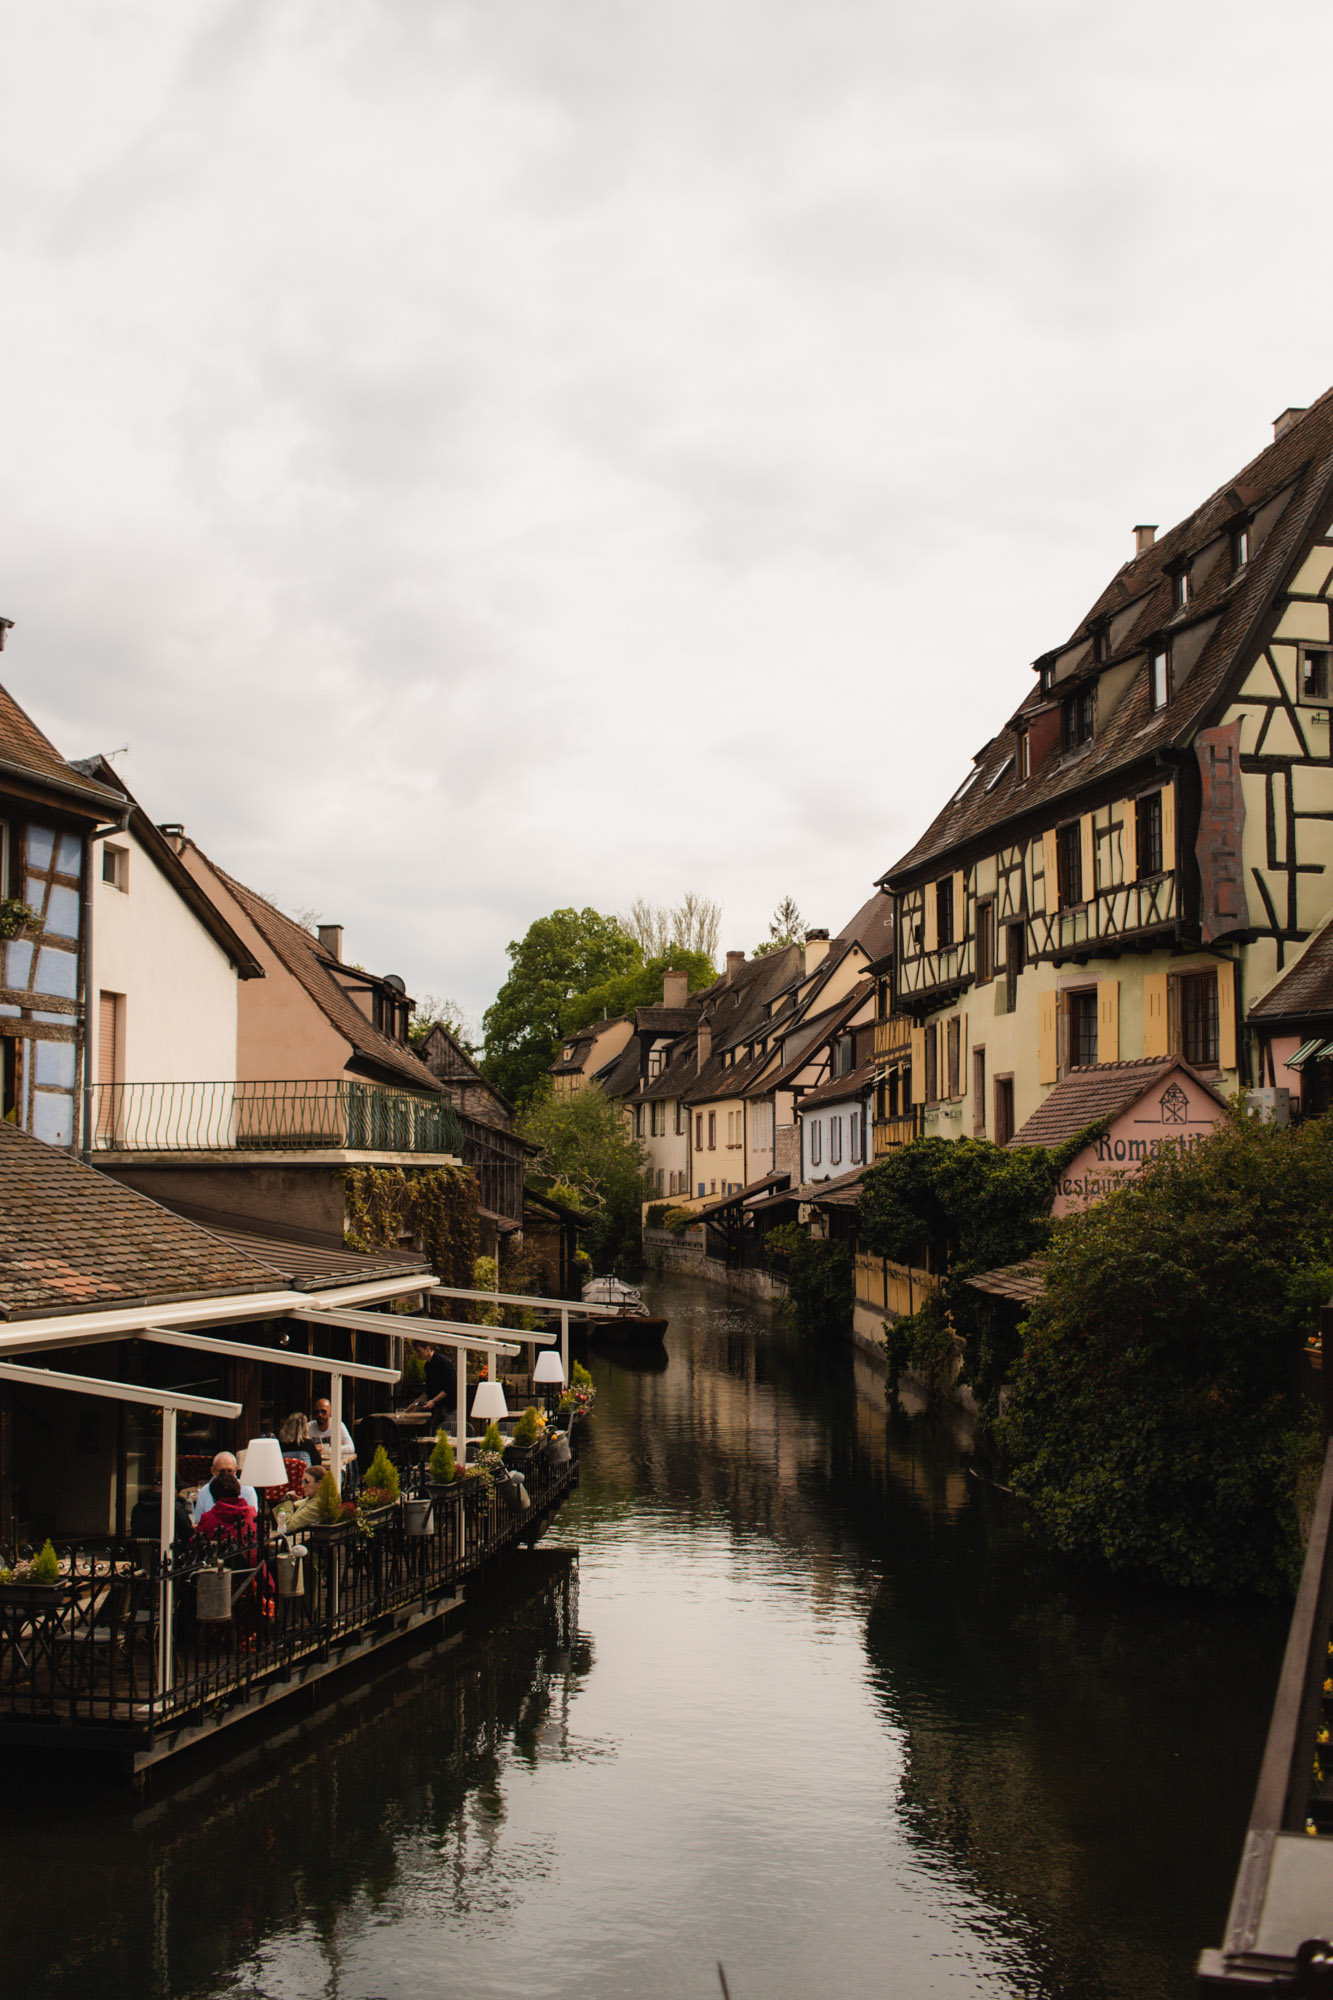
[1122,798,1137,885]
[1038,989,1058,1084]
[923,889,937,954]
[1042,829,1059,912]
[1162,784,1176,871]
[953,870,965,946]
[1218,963,1237,1069]
[1144,972,1169,1057]
[1097,979,1119,1062]
[910,1024,926,1104]
[1080,814,1096,899]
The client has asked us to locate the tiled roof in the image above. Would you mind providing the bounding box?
[634,1006,698,1034]
[0,1127,284,1320]
[883,392,1333,884]
[966,1259,1048,1304]
[209,863,444,1094]
[206,1222,431,1292]
[798,1059,877,1110]
[1007,1058,1225,1150]
[836,890,895,963]
[1249,918,1333,1023]
[696,1170,790,1220]
[0,682,124,811]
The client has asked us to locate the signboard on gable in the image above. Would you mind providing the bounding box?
[1052,1065,1226,1217]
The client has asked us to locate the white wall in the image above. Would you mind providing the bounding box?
[90,827,240,1085]
[799,1097,868,1182]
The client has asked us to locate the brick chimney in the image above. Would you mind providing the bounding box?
[1274,407,1307,441]
[726,949,745,980]
[317,923,344,961]
[803,928,830,974]
[1133,524,1157,555]
[662,967,688,1009]
[157,822,185,854]
[696,1019,712,1072]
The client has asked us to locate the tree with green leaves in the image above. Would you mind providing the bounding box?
[857,1133,1091,1402]
[481,908,639,1106]
[998,1109,1331,1595]
[753,895,805,956]
[561,950,716,1037]
[519,1083,653,1268]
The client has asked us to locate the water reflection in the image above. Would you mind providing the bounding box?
[1,1274,1287,2000]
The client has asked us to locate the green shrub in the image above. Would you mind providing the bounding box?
[427,1432,456,1483]
[645,1203,668,1228]
[28,1538,59,1586]
[512,1406,544,1447]
[571,1360,593,1389]
[313,1470,345,1524]
[480,1421,505,1457]
[767,1225,853,1339]
[362,1445,401,1501]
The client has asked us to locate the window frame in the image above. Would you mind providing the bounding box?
[935,877,954,949]
[1149,648,1171,712]
[1177,969,1219,1069]
[102,843,129,892]
[1299,644,1332,705]
[1056,821,1084,910]
[1061,683,1095,751]
[1065,987,1099,1071]
[1136,791,1164,879]
[975,899,995,985]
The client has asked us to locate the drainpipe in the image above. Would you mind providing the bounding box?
[81,807,131,1162]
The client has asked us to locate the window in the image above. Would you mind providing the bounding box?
[675,1100,685,1135]
[651,1100,666,1137]
[1093,623,1109,664]
[887,1066,901,1118]
[935,878,954,949]
[634,1104,645,1138]
[1067,989,1098,1070]
[850,1114,862,1163]
[810,1120,821,1166]
[1056,822,1083,909]
[830,1117,842,1165]
[1179,970,1219,1067]
[1301,647,1332,703]
[102,845,129,891]
[695,1113,704,1149]
[986,754,1014,793]
[1172,568,1191,610]
[1150,650,1171,711]
[975,900,995,984]
[1018,730,1031,782]
[946,1015,961,1098]
[708,1111,716,1150]
[1039,662,1054,695]
[1061,685,1094,750]
[973,1046,986,1134]
[656,1168,665,1193]
[1136,792,1163,878]
[994,1075,1015,1147]
[1003,921,1025,1014]
[924,1023,939,1104]
[1234,525,1250,568]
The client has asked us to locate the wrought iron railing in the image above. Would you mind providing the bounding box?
[0,1444,576,1743]
[90,1078,464,1156]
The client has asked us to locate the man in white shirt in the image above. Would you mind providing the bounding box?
[190,1450,259,1526]
[308,1397,355,1467]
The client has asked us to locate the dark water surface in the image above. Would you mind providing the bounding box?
[4,1274,1287,2000]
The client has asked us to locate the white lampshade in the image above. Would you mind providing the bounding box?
[471,1379,509,1422]
[239,1436,290,1490]
[533,1351,566,1385]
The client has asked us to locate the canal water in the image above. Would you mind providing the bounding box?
[3,1272,1288,2000]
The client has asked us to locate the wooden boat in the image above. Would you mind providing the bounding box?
[577,1276,669,1343]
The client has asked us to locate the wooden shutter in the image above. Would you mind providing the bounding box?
[1042,829,1059,912]
[1162,783,1176,872]
[910,1023,926,1104]
[98,992,120,1087]
[1080,814,1096,899]
[1038,989,1059,1084]
[953,871,965,948]
[923,887,937,954]
[1218,963,1237,1068]
[1097,979,1119,1063]
[1143,972,1169,1057]
[1122,799,1137,885]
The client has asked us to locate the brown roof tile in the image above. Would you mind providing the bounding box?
[0,683,124,812]
[1007,1057,1224,1150]
[1249,918,1333,1023]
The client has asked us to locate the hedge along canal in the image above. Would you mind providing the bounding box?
[1,1270,1288,2000]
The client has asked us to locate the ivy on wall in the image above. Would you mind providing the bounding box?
[342,1164,481,1312]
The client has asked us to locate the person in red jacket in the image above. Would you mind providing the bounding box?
[194,1470,258,1557]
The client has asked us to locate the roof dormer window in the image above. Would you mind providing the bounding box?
[1092,623,1109,664]
[1149,648,1171,711]
[1017,729,1031,782]
[1233,525,1250,568]
[1061,684,1094,751]
[1172,567,1191,610]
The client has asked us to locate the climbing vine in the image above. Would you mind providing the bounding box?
[342,1164,481,1311]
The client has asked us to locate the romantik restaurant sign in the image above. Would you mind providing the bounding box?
[1052,1066,1225,1217]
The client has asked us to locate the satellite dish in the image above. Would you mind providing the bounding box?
[383,973,406,993]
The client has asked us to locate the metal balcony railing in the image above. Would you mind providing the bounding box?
[90,1079,464,1157]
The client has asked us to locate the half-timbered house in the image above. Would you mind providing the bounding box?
[880,394,1333,1143]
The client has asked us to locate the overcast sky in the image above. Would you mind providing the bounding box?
[7,0,1333,1028]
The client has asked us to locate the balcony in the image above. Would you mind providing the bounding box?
[874,1018,912,1062]
[91,1079,464,1158]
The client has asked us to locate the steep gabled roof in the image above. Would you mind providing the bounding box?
[884,392,1333,884]
[1008,1057,1225,1150]
[1248,915,1333,1024]
[420,1021,514,1114]
[205,860,443,1094]
[0,1125,284,1319]
[72,758,264,979]
[798,1059,876,1110]
[0,682,124,815]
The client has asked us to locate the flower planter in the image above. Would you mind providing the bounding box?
[0,1580,68,1610]
[548,1431,572,1467]
[305,1520,355,1550]
[359,1502,398,1534]
[503,1443,541,1476]
[402,1496,432,1538]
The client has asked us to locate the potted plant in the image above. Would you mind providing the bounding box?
[0,1536,67,1606]
[424,1431,463,1519]
[569,1360,597,1420]
[504,1404,547,1474]
[304,1470,356,1547]
[357,1445,401,1531]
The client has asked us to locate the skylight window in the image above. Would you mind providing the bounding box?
[949,766,983,805]
[985,754,1015,793]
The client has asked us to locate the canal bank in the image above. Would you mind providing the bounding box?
[4,1270,1287,2000]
